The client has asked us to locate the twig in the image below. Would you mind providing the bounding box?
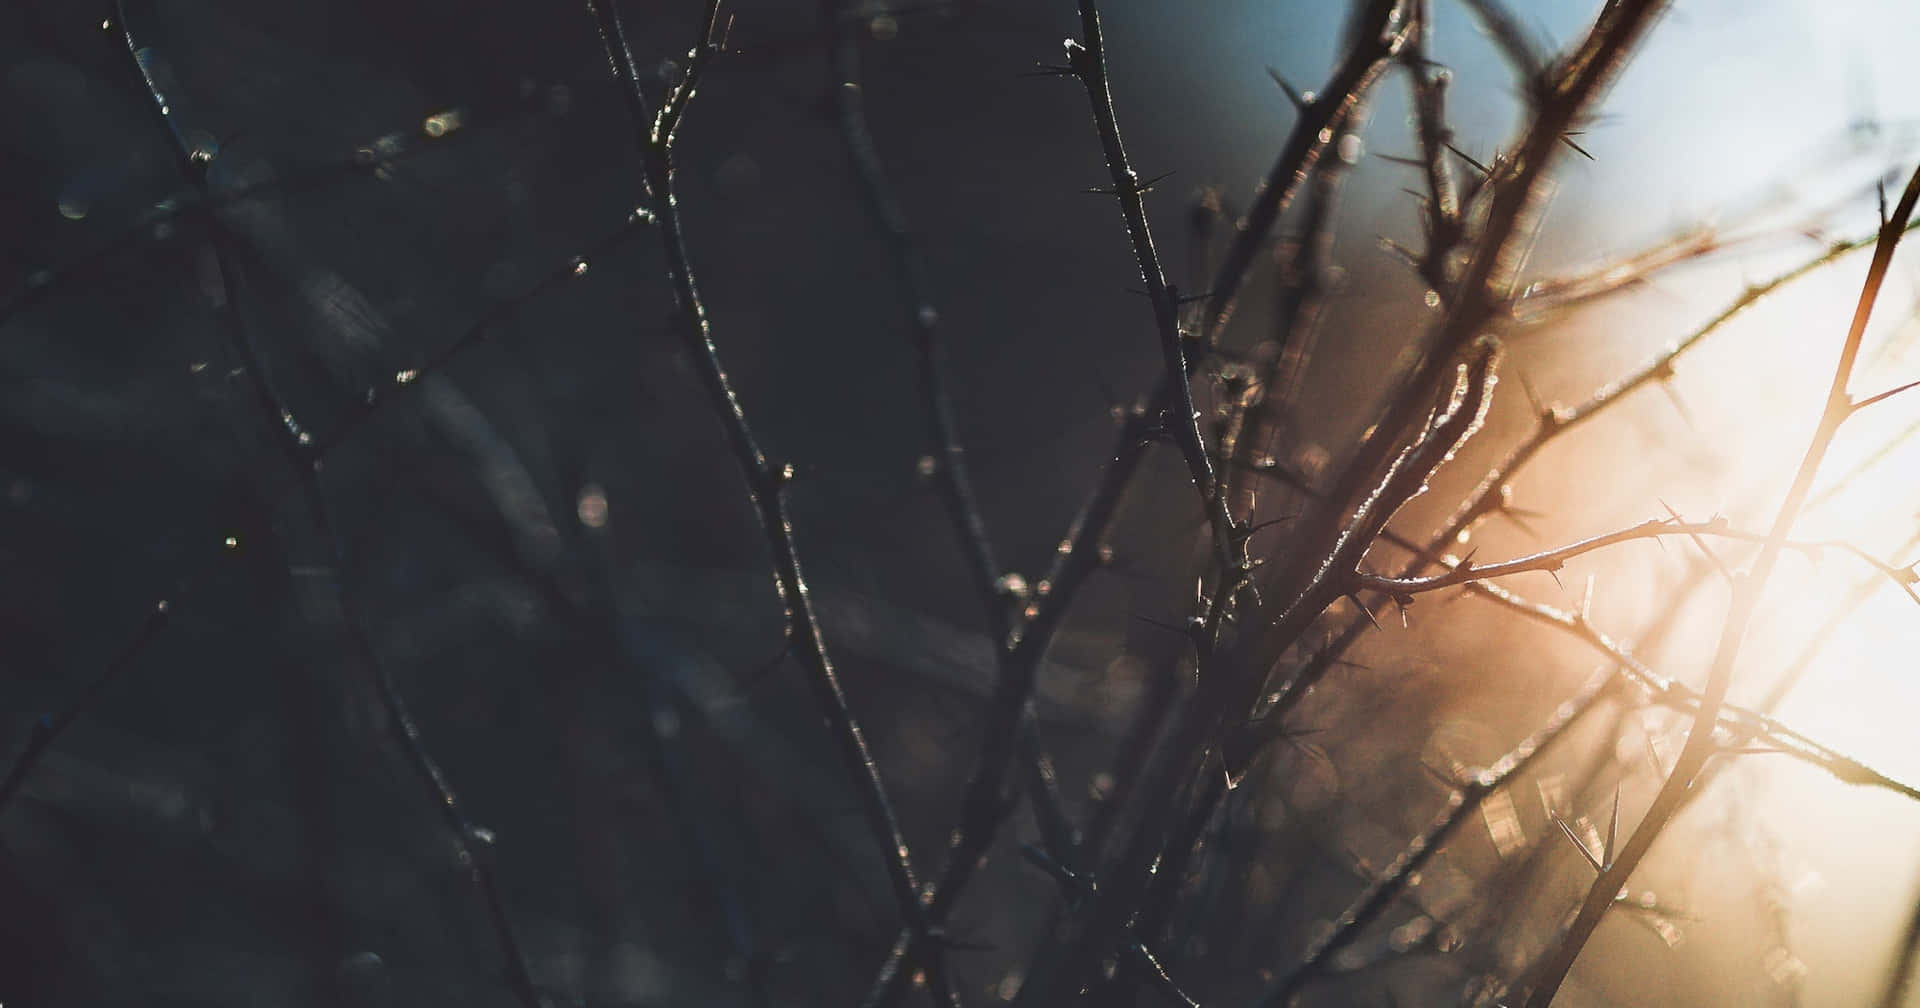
[1277,0,1667,627]
[1263,668,1619,1004]
[0,205,650,818]
[1267,208,1911,723]
[107,7,544,1005]
[1520,162,1920,1007]
[1062,1,1240,574]
[1348,517,1920,605]
[0,601,170,814]
[829,3,1081,1001]
[584,0,947,1000]
[1202,0,1408,340]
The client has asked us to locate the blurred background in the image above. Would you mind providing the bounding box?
[3,0,1920,1004]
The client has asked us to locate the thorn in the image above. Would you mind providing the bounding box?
[1348,593,1384,632]
[1022,63,1078,80]
[1517,369,1549,419]
[1445,142,1491,177]
[1560,131,1594,160]
[1555,815,1604,874]
[1017,843,1082,891]
[1605,786,1620,868]
[1378,236,1423,269]
[1375,152,1429,168]
[1137,169,1177,194]
[1501,506,1544,540]
[1129,612,1190,638]
[1267,67,1311,110]
[1659,376,1695,429]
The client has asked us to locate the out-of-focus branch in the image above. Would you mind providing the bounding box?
[829,3,1083,1001]
[1263,667,1619,1004]
[1202,0,1409,340]
[584,1,949,1002]
[100,5,545,1004]
[1521,162,1920,1007]
[1349,516,1920,604]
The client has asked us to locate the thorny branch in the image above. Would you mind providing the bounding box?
[586,0,949,1000]
[1349,516,1920,604]
[1520,161,1920,1006]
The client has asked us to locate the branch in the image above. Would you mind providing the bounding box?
[1062,2,1241,575]
[104,7,544,1005]
[1202,0,1408,339]
[1349,517,1920,605]
[584,0,946,999]
[830,2,1081,1000]
[1263,667,1619,1004]
[1521,162,1920,1007]
[1265,207,1914,723]
[0,206,650,816]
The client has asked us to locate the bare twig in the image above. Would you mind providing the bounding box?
[1521,162,1920,1007]
[585,0,947,1000]
[1349,516,1920,605]
[1263,668,1619,1003]
[1063,2,1240,575]
[104,5,544,1004]
[1279,0,1667,625]
[1203,0,1408,340]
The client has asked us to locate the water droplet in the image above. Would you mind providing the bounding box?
[915,455,937,478]
[916,305,938,328]
[189,361,208,374]
[571,257,589,276]
[156,599,171,613]
[57,197,89,221]
[469,825,496,846]
[223,535,238,549]
[1424,289,1441,308]
[394,369,418,385]
[422,108,464,138]
[1337,132,1363,164]
[576,484,609,529]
